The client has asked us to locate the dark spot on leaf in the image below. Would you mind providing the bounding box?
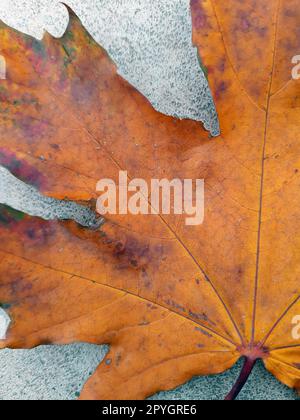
[26,228,36,239]
[195,327,213,338]
[130,259,138,268]
[102,232,153,271]
[71,77,95,104]
[191,0,211,30]
[50,144,60,150]
[293,363,300,369]
[215,81,229,99]
[189,310,216,327]
[0,148,47,189]
[17,115,49,141]
[115,353,122,366]
[165,299,186,313]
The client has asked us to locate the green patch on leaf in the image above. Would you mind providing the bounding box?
[197,51,208,80]
[0,204,25,225]
[0,302,12,310]
[31,39,46,59]
[65,30,74,41]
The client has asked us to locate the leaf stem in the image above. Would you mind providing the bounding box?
[225,357,257,400]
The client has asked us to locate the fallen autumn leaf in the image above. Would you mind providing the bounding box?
[0,0,299,400]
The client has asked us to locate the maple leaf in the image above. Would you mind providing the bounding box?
[0,1,300,400]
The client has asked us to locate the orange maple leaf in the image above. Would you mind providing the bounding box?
[0,1,299,399]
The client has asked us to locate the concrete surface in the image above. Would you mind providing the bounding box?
[0,167,102,227]
[0,0,219,135]
[0,0,298,400]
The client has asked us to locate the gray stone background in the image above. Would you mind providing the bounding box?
[0,0,298,400]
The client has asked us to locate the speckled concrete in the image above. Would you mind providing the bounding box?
[0,167,102,227]
[0,0,298,400]
[0,0,219,135]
